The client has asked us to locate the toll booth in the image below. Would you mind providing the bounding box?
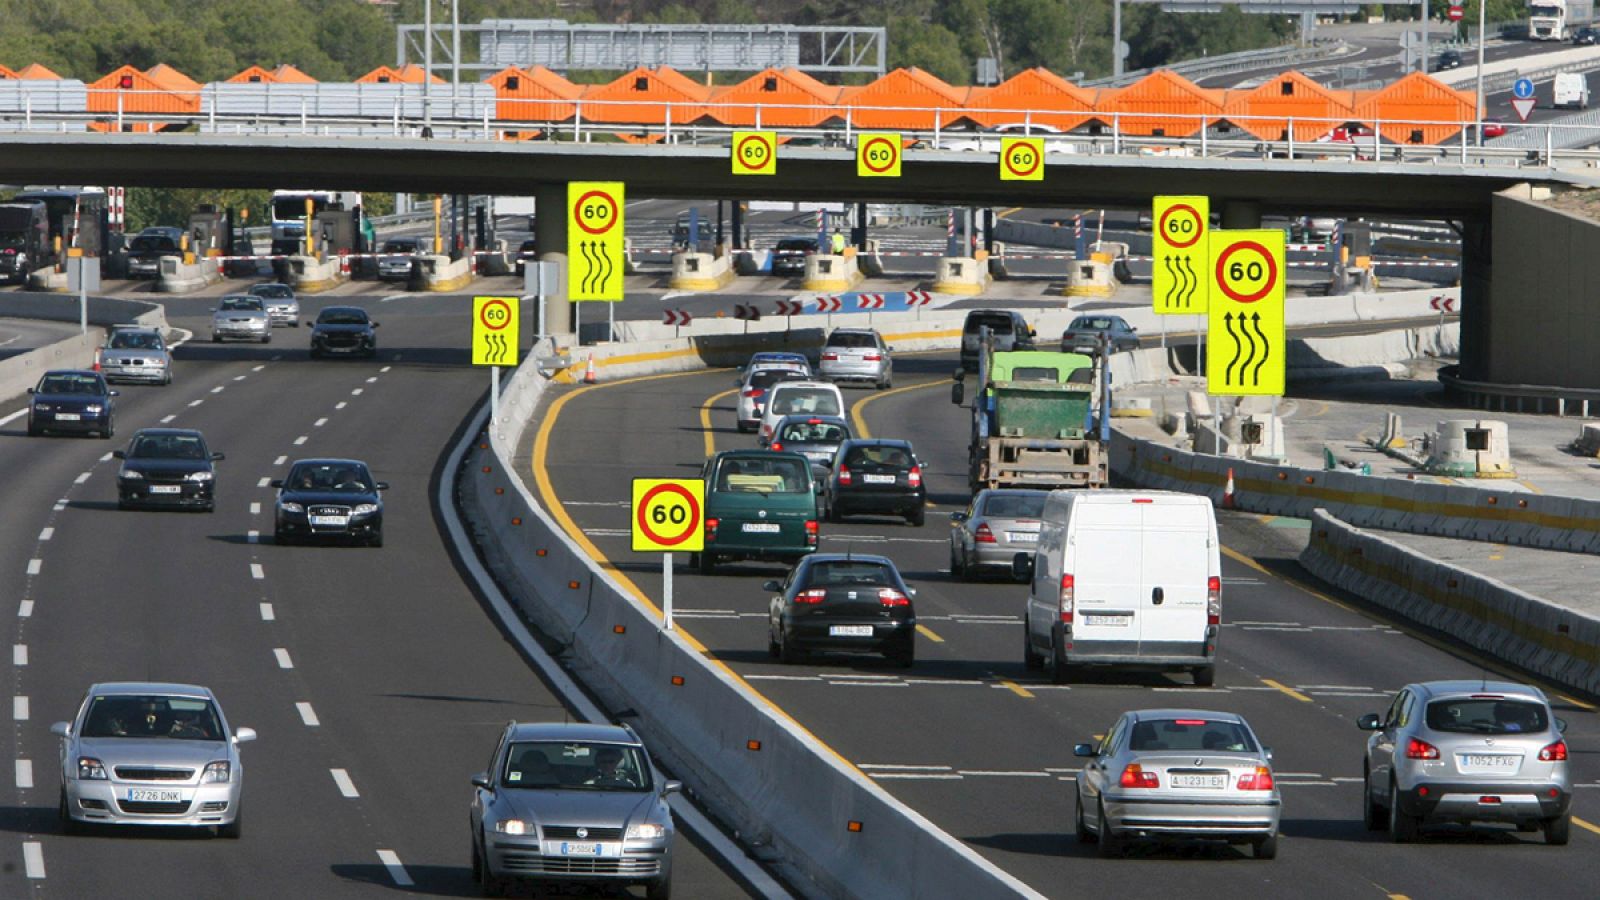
[187,206,228,259]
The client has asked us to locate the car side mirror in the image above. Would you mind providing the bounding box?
[662,780,683,796]
[1557,717,1568,734]
[112,450,126,459]
[762,580,782,592]
[50,721,71,738]
[1263,747,1274,762]
[232,727,257,744]
[372,322,381,327]
[1356,713,1382,731]
[950,512,967,522]
[211,452,225,461]
[1011,552,1034,581]
[108,390,120,397]
[376,482,390,491]
[471,772,492,790]
[951,382,964,406]
[1073,743,1096,758]
[269,479,284,489]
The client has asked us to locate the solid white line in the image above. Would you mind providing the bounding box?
[331,768,359,798]
[13,645,25,666]
[23,841,43,879]
[37,528,52,542]
[293,436,307,445]
[160,414,176,424]
[296,702,320,726]
[0,408,26,426]
[274,455,287,465]
[274,648,293,669]
[870,772,965,780]
[18,600,33,618]
[314,418,327,427]
[26,559,41,576]
[376,850,412,887]
[380,366,392,373]
[51,501,65,511]
[246,530,259,544]
[16,759,32,789]
[957,770,1052,778]
[859,764,954,771]
[250,564,265,580]
[257,477,270,488]
[252,365,265,372]
[211,386,224,394]
[351,388,363,396]
[260,603,275,621]
[250,502,261,515]
[14,696,28,720]
[188,399,204,407]
[98,452,112,462]
[335,401,347,410]
[73,472,90,485]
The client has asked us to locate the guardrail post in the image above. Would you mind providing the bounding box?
[1460,123,1467,164]
[393,98,400,136]
[574,102,582,142]
[116,91,123,132]
[483,103,490,141]
[300,97,307,135]
[1112,113,1120,154]
[1372,121,1380,162]
[665,103,672,144]
[933,114,941,149]
[755,104,761,130]
[208,84,216,133]
[1545,125,1553,165]
[1288,116,1295,160]
[845,108,853,145]
[1024,111,1032,135]
[24,93,30,130]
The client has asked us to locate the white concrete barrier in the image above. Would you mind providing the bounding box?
[0,331,101,403]
[933,256,989,295]
[419,254,474,292]
[669,251,735,291]
[156,256,224,294]
[802,254,862,293]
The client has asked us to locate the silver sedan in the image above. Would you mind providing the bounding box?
[211,295,271,343]
[817,327,892,389]
[948,488,1048,580]
[51,682,255,836]
[99,326,172,386]
[248,283,301,327]
[1074,709,1281,859]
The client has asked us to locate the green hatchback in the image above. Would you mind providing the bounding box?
[694,450,820,575]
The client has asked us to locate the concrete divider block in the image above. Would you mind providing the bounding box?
[1064,258,1116,298]
[802,254,863,293]
[421,255,475,292]
[1185,454,1229,505]
[1406,481,1453,535]
[1367,475,1418,530]
[1568,497,1600,554]
[669,251,736,291]
[932,257,989,295]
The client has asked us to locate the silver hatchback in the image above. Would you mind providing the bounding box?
[948,488,1048,580]
[1358,680,1571,844]
[818,327,892,389]
[212,295,271,343]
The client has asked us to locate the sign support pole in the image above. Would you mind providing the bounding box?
[662,552,674,631]
[1196,314,1204,382]
[78,264,87,335]
[490,365,500,430]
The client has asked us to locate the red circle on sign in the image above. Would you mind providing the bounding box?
[573,190,619,236]
[1448,5,1463,21]
[636,483,702,547]
[1002,142,1041,178]
[736,133,772,168]
[861,136,898,174]
[1158,204,1204,249]
[1214,241,1279,304]
[479,298,512,331]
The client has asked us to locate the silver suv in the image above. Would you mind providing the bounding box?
[1358,680,1571,844]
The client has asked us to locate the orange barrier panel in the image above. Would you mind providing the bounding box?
[708,67,842,127]
[0,64,19,80]
[1096,70,1223,138]
[1223,72,1356,142]
[358,64,445,85]
[87,64,198,115]
[840,67,966,130]
[580,67,711,125]
[488,65,581,122]
[964,67,1097,132]
[1353,72,1474,145]
[15,63,62,80]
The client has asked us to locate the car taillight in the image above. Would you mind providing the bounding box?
[705,517,718,539]
[1237,767,1274,790]
[1119,764,1159,788]
[805,520,818,546]
[1405,737,1440,760]
[1059,573,1075,624]
[864,353,881,361]
[743,388,764,398]
[1539,740,1568,762]
[1207,575,1221,625]
[908,466,922,488]
[878,588,910,607]
[822,352,838,361]
[838,465,852,485]
[974,523,996,543]
[795,589,827,605]
[770,442,783,451]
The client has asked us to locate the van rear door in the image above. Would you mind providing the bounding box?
[1069,500,1142,653]
[1135,499,1211,657]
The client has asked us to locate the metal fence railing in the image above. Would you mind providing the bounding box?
[1081,42,1349,88]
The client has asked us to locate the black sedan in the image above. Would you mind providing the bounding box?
[823,438,926,525]
[272,458,387,546]
[114,429,223,511]
[766,553,916,667]
[27,370,116,438]
[309,306,378,359]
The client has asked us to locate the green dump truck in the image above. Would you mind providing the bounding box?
[951,339,1109,492]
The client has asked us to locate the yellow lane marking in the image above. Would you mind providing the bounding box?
[1574,816,1600,836]
[1388,895,1412,900]
[1311,401,1330,418]
[849,379,945,439]
[916,624,945,643]
[999,679,1034,699]
[534,369,867,775]
[1258,515,1278,525]
[1520,480,1545,495]
[1262,678,1313,703]
[701,387,737,458]
[997,207,1023,219]
[1561,693,1598,711]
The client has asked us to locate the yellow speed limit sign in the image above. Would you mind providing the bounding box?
[856,132,902,177]
[731,130,777,175]
[999,137,1044,181]
[471,295,519,366]
[567,181,625,302]
[631,478,705,552]
[1152,195,1210,315]
[1206,229,1286,397]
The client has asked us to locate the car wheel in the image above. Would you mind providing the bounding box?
[1096,800,1121,858]
[1389,781,1419,843]
[1544,813,1571,846]
[26,421,40,437]
[1075,793,1093,843]
[1192,665,1215,687]
[217,809,242,839]
[697,552,715,576]
[369,530,384,548]
[767,627,781,659]
[310,348,321,359]
[949,545,966,580]
[59,789,80,836]
[1251,833,1277,860]
[1362,766,1384,831]
[645,878,672,900]
[1051,627,1072,685]
[778,629,803,665]
[204,502,215,514]
[163,372,173,386]
[1023,617,1043,670]
[275,528,293,546]
[906,506,925,527]
[212,334,220,343]
[887,640,914,669]
[100,422,114,440]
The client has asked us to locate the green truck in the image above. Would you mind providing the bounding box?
[951,339,1109,492]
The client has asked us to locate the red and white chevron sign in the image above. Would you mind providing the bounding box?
[1429,295,1456,312]
[734,303,761,321]
[905,291,933,306]
[662,309,692,326]
[856,294,885,310]
[775,299,804,316]
[815,296,842,312]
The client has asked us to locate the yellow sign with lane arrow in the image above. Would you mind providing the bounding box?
[1152,195,1210,315]
[1206,229,1286,396]
[471,296,519,367]
[731,131,777,175]
[999,138,1045,181]
[567,181,625,302]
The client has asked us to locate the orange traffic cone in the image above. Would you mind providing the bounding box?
[582,353,598,385]
[92,348,102,372]
[1222,467,1237,510]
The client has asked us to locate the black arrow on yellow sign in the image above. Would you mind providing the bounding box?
[1223,311,1270,387]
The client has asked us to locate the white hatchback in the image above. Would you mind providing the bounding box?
[758,381,845,446]
[735,364,810,433]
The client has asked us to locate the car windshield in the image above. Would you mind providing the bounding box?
[1128,718,1257,753]
[38,374,102,394]
[770,388,840,417]
[715,456,810,493]
[826,332,877,349]
[130,236,178,253]
[129,434,206,460]
[779,420,848,442]
[0,235,23,251]
[249,285,292,299]
[109,332,163,351]
[845,444,912,468]
[502,741,651,792]
[81,694,223,741]
[219,297,263,312]
[1426,698,1549,734]
[318,310,368,326]
[382,241,416,253]
[806,560,896,587]
[286,463,373,493]
[750,369,806,390]
[1071,317,1115,331]
[964,313,1013,335]
[982,493,1047,518]
[750,353,807,367]
[518,240,537,253]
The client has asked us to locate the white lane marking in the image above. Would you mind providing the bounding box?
[335,401,347,410]
[274,648,293,669]
[37,528,52,541]
[160,414,176,424]
[365,376,378,383]
[98,452,112,462]
[252,365,265,372]
[18,600,33,618]
[14,696,28,720]
[0,408,26,426]
[250,564,265,580]
[188,399,204,407]
[293,436,307,445]
[23,841,43,879]
[274,455,287,465]
[860,764,954,771]
[26,559,41,576]
[314,418,327,427]
[52,501,65,512]
[376,850,412,887]
[260,603,275,621]
[246,530,259,544]
[73,472,90,485]
[1298,685,1376,691]
[270,355,282,361]
[869,772,965,780]
[296,702,320,726]
[13,645,25,666]
[233,375,247,381]
[211,386,225,394]
[330,768,359,798]
[380,366,392,373]
[257,477,270,488]
[16,759,32,789]
[957,770,1053,778]
[351,388,363,396]
[250,502,261,515]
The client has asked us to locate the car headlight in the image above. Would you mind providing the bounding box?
[84,405,102,413]
[625,823,667,840]
[32,403,51,411]
[351,503,379,516]
[186,471,214,482]
[279,501,304,514]
[494,819,533,836]
[118,469,144,480]
[78,757,107,780]
[201,761,231,784]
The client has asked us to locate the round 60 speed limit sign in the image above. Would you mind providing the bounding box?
[631,478,705,552]
[856,132,903,177]
[731,130,777,176]
[999,137,1045,182]
[1158,204,1205,250]
[1213,239,1279,304]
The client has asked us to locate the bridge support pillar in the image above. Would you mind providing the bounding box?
[1459,217,1490,381]
[1219,200,1262,229]
[534,183,572,339]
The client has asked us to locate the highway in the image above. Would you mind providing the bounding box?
[0,294,753,897]
[534,354,1598,898]
[0,318,81,361]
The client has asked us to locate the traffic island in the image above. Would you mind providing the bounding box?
[284,255,346,293]
[801,253,863,293]
[1064,250,1120,298]
[669,251,736,291]
[155,256,224,294]
[932,256,989,295]
[417,255,476,292]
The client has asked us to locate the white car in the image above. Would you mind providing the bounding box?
[211,295,271,343]
[943,123,1076,154]
[758,380,845,446]
[735,364,810,433]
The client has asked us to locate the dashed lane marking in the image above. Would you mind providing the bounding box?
[351,388,363,396]
[234,375,247,381]
[260,603,275,621]
[14,696,27,720]
[335,402,347,410]
[160,414,176,424]
[250,502,261,515]
[211,386,224,394]
[250,564,265,580]
[23,841,43,879]
[188,399,204,408]
[0,408,26,426]
[365,377,378,384]
[314,418,328,427]
[98,452,111,462]
[252,365,265,372]
[257,477,270,488]
[37,528,51,541]
[273,648,293,669]
[73,472,89,485]
[296,702,320,726]
[294,436,308,445]
[376,850,412,887]
[916,624,945,643]
[247,530,259,544]
[18,600,32,618]
[51,500,64,511]
[331,768,360,798]
[16,759,31,789]
[26,559,40,576]
[274,455,287,465]
[380,366,392,373]
[13,645,25,666]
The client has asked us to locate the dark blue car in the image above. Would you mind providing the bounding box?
[271,458,387,546]
[27,369,116,438]
[309,306,379,359]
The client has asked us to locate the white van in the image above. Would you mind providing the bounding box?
[758,381,845,446]
[1017,490,1220,686]
[1555,72,1590,109]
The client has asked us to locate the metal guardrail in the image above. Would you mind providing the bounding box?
[1438,364,1600,417]
[1082,42,1348,88]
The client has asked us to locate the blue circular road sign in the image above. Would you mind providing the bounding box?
[1513,78,1536,100]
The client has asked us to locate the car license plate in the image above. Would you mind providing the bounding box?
[1170,774,1228,789]
[149,485,182,494]
[559,842,600,856]
[742,523,780,533]
[127,788,183,803]
[1462,754,1518,769]
[863,474,896,484]
[829,625,874,637]
[310,515,349,527]
[1082,615,1130,626]
[1006,531,1038,543]
[55,413,81,421]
